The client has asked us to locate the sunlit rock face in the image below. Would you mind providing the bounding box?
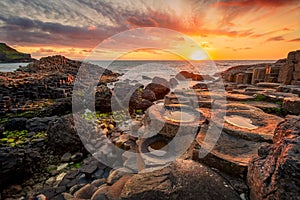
[247,115,300,200]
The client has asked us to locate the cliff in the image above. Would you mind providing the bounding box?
[0,43,35,63]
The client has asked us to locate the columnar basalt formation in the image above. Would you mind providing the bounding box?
[222,50,300,96]
[0,55,119,114]
[247,115,300,200]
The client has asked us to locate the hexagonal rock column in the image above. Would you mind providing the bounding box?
[213,109,284,142]
[144,104,206,138]
[194,103,275,176]
[195,124,269,176]
[251,67,266,84]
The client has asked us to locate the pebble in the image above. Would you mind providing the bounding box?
[45,177,56,186]
[61,152,72,162]
[92,168,104,179]
[56,172,67,182]
[240,193,247,200]
[57,163,69,171]
[71,152,84,162]
[47,165,57,171]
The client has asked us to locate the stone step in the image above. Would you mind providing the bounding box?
[213,109,284,142]
[144,104,206,138]
[194,124,269,175]
[244,101,281,112]
[256,82,281,88]
[226,92,255,101]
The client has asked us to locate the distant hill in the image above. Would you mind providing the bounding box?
[0,43,35,63]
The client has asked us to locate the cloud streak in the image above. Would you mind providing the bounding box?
[266,36,285,42]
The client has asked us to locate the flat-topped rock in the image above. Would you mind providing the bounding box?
[164,93,191,106]
[215,102,262,112]
[197,91,227,100]
[191,98,214,108]
[213,109,284,141]
[256,82,281,88]
[245,101,281,111]
[244,87,266,94]
[226,92,255,101]
[144,104,206,138]
[195,124,269,174]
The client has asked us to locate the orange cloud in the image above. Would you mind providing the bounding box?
[289,38,300,42]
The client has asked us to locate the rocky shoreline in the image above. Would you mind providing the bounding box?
[0,51,299,200]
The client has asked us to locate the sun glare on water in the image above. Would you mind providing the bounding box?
[189,51,207,60]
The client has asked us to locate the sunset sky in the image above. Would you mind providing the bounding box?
[0,0,299,60]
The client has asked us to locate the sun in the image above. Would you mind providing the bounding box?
[189,51,207,60]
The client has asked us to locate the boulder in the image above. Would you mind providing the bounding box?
[169,78,178,88]
[247,115,300,200]
[121,159,240,200]
[144,77,170,100]
[129,88,154,112]
[0,146,41,187]
[175,71,214,81]
[142,88,156,102]
[47,114,82,153]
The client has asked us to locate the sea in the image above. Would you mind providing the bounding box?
[0,60,275,87]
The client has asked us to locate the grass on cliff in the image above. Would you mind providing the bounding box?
[0,43,29,60]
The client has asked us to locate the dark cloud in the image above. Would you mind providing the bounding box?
[289,38,300,42]
[0,15,126,48]
[266,36,285,42]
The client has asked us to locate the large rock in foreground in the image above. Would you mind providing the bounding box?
[47,114,82,153]
[247,115,300,200]
[121,159,240,200]
[0,146,41,187]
